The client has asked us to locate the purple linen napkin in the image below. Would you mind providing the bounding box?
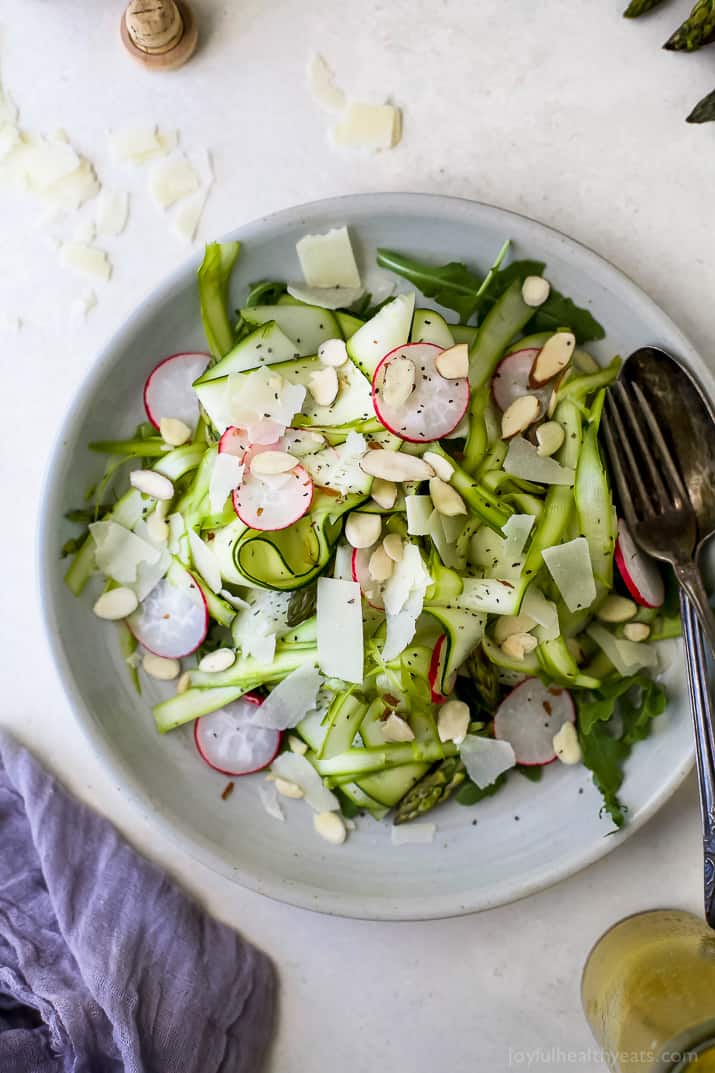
[0,730,276,1073]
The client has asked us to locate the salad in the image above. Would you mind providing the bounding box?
[63,226,679,845]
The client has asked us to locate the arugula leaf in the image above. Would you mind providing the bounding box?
[529,291,605,343]
[576,676,667,827]
[376,248,484,322]
[476,259,545,311]
[244,280,286,307]
[517,764,543,782]
[456,772,508,806]
[335,789,360,819]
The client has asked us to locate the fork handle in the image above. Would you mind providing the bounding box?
[681,592,715,929]
[674,561,715,653]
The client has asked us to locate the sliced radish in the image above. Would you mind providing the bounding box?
[232,464,313,531]
[614,518,664,609]
[494,678,575,766]
[127,568,208,658]
[372,342,470,443]
[351,546,385,609]
[194,693,282,776]
[218,425,250,457]
[144,352,210,430]
[428,634,453,703]
[491,349,551,414]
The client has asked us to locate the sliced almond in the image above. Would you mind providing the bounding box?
[308,366,339,406]
[368,544,394,581]
[429,477,467,517]
[553,721,582,765]
[313,811,347,845]
[423,450,454,481]
[360,450,435,483]
[501,632,538,661]
[345,511,382,549]
[435,343,469,380]
[381,713,415,742]
[198,647,236,673]
[501,394,541,440]
[176,670,192,694]
[250,450,298,476]
[93,587,138,620]
[159,416,192,446]
[623,622,651,642]
[130,469,174,501]
[382,533,404,562]
[288,734,308,755]
[382,355,416,410]
[142,652,181,681]
[521,276,551,308]
[317,337,349,367]
[371,477,397,510]
[547,389,558,419]
[146,510,169,544]
[529,332,576,387]
[535,420,565,458]
[596,595,637,623]
[275,777,305,799]
[437,699,470,744]
[493,613,537,645]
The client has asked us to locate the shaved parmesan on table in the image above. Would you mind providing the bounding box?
[391,823,436,846]
[109,125,177,163]
[541,537,597,613]
[270,751,339,813]
[89,520,160,584]
[172,149,213,243]
[332,101,401,151]
[255,664,324,731]
[296,226,361,288]
[42,158,100,211]
[72,218,96,243]
[503,436,575,486]
[460,735,516,789]
[60,241,111,281]
[95,189,129,235]
[187,528,222,593]
[70,289,97,322]
[307,53,347,113]
[317,577,363,683]
[22,137,81,190]
[149,154,200,209]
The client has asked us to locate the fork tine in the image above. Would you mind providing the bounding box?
[604,389,655,519]
[630,380,689,506]
[613,381,672,512]
[601,408,642,533]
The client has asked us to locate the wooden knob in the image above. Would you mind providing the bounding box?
[121,0,198,71]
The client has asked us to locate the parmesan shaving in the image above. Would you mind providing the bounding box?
[460,735,516,789]
[296,226,361,288]
[332,101,401,152]
[95,189,129,236]
[70,289,97,322]
[208,452,244,514]
[317,578,363,683]
[270,751,339,812]
[252,664,324,731]
[187,528,222,594]
[504,436,575,486]
[89,520,160,584]
[149,154,200,209]
[541,537,597,613]
[307,54,347,113]
[60,241,111,282]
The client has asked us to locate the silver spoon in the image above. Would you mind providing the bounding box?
[621,346,715,924]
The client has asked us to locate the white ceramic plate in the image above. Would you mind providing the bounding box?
[40,193,706,920]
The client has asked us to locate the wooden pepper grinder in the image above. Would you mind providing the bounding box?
[121,0,198,71]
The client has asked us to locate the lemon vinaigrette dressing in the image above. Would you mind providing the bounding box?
[582,911,715,1072]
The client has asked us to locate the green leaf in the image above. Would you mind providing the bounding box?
[456,772,508,806]
[529,291,606,344]
[576,675,667,827]
[376,248,485,322]
[517,764,543,782]
[476,259,545,311]
[245,280,286,307]
[335,789,361,819]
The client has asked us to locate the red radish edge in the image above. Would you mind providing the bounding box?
[614,519,665,609]
[428,635,448,703]
[494,678,576,766]
[232,464,314,532]
[218,425,250,457]
[128,571,209,659]
[490,349,550,414]
[372,342,470,443]
[194,692,283,776]
[351,547,385,610]
[143,351,210,430]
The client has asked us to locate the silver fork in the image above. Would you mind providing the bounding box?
[602,380,715,650]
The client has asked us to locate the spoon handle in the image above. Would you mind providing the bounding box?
[681,591,715,929]
[675,561,715,653]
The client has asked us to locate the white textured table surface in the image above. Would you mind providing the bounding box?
[1,2,713,1070]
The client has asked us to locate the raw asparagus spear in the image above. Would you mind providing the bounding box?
[624,0,669,16]
[664,0,715,50]
[687,88,715,122]
[392,757,466,825]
